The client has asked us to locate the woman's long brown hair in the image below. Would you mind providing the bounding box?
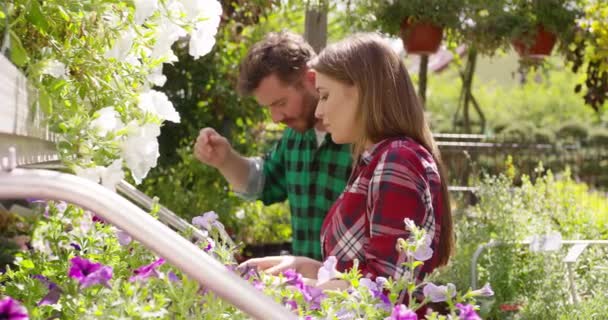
[311,33,454,265]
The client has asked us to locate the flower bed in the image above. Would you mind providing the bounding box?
[0,202,489,319]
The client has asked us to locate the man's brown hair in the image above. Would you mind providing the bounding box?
[237,31,315,95]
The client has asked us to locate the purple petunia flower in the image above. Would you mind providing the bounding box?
[204,238,215,252]
[360,277,391,311]
[236,264,259,281]
[285,299,298,311]
[192,211,220,230]
[470,283,494,297]
[130,258,165,282]
[92,215,106,224]
[335,309,356,320]
[42,201,68,218]
[115,228,132,246]
[168,272,179,282]
[423,283,456,303]
[69,243,82,251]
[68,257,113,289]
[283,269,305,290]
[456,303,482,320]
[0,296,29,320]
[252,280,265,291]
[32,275,61,306]
[388,304,417,320]
[302,286,326,310]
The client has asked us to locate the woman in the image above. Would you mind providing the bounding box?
[242,33,453,291]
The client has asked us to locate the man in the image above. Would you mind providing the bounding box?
[194,31,352,260]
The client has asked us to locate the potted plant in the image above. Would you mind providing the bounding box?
[457,0,583,58]
[368,0,465,54]
[507,0,583,58]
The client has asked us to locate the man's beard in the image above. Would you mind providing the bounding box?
[289,89,319,133]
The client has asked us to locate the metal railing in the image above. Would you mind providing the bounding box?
[0,149,295,320]
[116,181,235,248]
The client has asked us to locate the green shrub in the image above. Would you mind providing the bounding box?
[499,121,537,143]
[586,127,608,146]
[556,120,590,142]
[431,166,608,319]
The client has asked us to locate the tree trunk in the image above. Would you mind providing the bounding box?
[418,55,429,108]
[454,48,485,133]
[304,1,328,53]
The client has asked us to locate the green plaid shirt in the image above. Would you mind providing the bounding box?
[260,128,352,260]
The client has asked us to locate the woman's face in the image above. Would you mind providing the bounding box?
[314,72,360,144]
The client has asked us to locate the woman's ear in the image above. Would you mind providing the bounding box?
[305,69,316,86]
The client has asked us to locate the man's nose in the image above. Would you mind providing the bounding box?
[270,109,284,123]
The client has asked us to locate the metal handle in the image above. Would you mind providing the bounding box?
[0,168,296,320]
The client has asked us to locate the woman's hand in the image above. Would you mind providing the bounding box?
[239,256,322,279]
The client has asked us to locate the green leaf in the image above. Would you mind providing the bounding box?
[56,6,70,22]
[26,0,49,31]
[39,89,53,114]
[8,30,28,67]
[20,259,35,269]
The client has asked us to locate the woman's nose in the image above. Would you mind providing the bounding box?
[314,104,324,119]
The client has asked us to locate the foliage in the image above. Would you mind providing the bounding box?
[426,65,606,134]
[359,0,465,37]
[136,0,298,245]
[0,0,221,186]
[0,201,487,319]
[568,0,608,111]
[431,165,608,319]
[454,0,581,56]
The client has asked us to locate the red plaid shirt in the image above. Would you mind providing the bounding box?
[321,137,445,281]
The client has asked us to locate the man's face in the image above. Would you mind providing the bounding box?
[253,72,318,133]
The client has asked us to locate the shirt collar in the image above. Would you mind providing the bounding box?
[361,138,393,165]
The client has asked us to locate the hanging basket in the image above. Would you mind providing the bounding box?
[511,26,557,59]
[400,19,443,55]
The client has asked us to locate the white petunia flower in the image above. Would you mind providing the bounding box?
[413,234,434,261]
[105,28,136,60]
[100,159,125,190]
[317,256,342,285]
[121,122,161,184]
[90,107,124,137]
[151,19,187,60]
[164,0,186,19]
[181,0,222,20]
[189,22,218,59]
[134,0,158,25]
[42,60,67,79]
[74,159,124,191]
[138,90,180,123]
[148,65,167,87]
[74,166,103,184]
[188,1,221,59]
